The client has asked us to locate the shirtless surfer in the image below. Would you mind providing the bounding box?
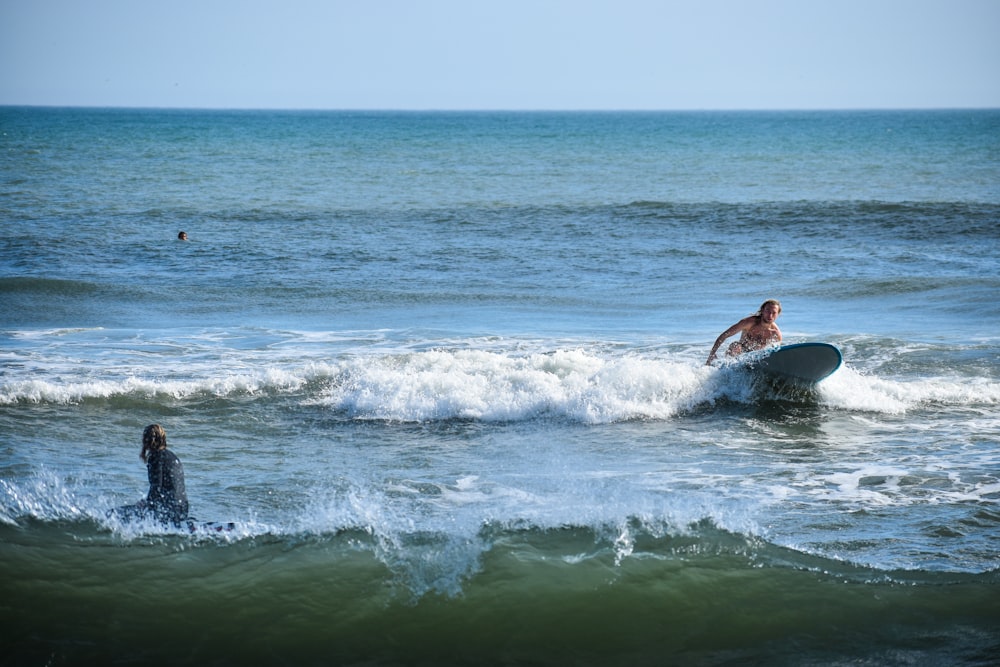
[706,299,782,365]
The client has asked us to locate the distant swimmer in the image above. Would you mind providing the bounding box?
[114,424,190,526]
[706,299,782,365]
[177,231,188,240]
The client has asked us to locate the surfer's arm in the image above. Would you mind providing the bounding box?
[706,319,750,365]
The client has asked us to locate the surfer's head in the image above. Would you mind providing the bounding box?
[756,299,782,322]
[140,424,168,462]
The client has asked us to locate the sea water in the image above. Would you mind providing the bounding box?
[1,107,999,666]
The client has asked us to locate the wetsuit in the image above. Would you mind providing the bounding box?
[145,448,189,524]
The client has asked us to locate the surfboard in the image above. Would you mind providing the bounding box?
[186,520,236,534]
[747,342,842,384]
[108,506,235,533]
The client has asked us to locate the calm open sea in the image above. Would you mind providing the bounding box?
[2,107,999,666]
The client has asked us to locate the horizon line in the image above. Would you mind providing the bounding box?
[3,103,998,113]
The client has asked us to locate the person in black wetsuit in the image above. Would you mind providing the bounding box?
[116,424,189,525]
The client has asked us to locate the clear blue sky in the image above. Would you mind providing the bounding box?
[2,0,998,110]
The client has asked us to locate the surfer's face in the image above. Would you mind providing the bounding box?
[760,303,781,323]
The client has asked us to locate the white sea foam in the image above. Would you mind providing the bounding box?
[818,364,1000,414]
[0,370,307,405]
[316,348,717,423]
[4,340,999,428]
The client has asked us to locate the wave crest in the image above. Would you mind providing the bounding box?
[5,344,999,420]
[318,349,717,423]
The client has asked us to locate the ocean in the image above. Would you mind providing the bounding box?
[1,107,999,666]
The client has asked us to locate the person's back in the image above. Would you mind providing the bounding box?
[145,447,189,523]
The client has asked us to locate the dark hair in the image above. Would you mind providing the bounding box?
[140,424,167,462]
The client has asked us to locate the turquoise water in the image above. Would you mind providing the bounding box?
[2,107,999,666]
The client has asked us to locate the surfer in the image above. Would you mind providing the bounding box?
[706,299,782,365]
[177,231,188,241]
[115,424,190,525]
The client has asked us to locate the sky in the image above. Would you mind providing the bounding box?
[1,0,998,110]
